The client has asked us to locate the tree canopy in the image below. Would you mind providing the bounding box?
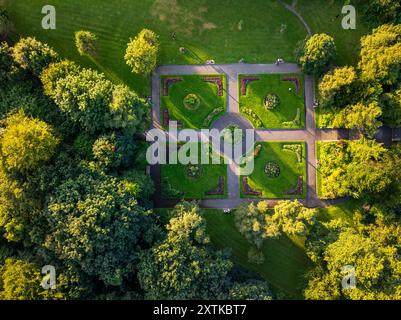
[124,29,159,75]
[75,31,98,57]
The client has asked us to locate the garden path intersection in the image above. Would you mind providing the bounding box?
[148,63,346,209]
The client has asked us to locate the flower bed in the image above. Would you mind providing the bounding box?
[203,76,223,96]
[240,76,260,95]
[163,77,183,96]
[185,164,203,179]
[242,176,262,196]
[242,107,262,127]
[183,93,200,110]
[264,93,279,110]
[283,144,302,163]
[202,107,224,127]
[282,108,301,127]
[163,109,183,128]
[264,161,280,178]
[282,76,300,95]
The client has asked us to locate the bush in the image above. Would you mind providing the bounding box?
[125,29,159,75]
[0,111,59,172]
[12,37,59,76]
[242,107,262,127]
[75,31,98,57]
[264,161,280,178]
[183,93,200,110]
[264,93,279,109]
[40,60,80,97]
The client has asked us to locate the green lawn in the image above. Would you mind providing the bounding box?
[241,142,307,199]
[3,0,307,96]
[293,0,370,66]
[161,74,226,129]
[239,74,305,129]
[203,210,312,298]
[161,143,227,199]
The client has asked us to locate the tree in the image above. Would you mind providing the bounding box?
[296,34,337,75]
[124,29,159,75]
[381,88,401,127]
[234,201,269,248]
[0,111,59,172]
[365,0,401,27]
[332,102,382,137]
[0,41,14,82]
[0,258,46,300]
[12,37,59,76]
[106,84,149,133]
[265,200,317,238]
[318,66,357,108]
[40,60,80,97]
[304,223,401,300]
[359,24,401,85]
[75,31,98,57]
[138,202,232,299]
[92,134,122,169]
[229,280,273,300]
[44,169,155,286]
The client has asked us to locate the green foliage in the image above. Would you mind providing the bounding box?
[0,258,45,300]
[381,88,401,127]
[365,0,401,27]
[332,102,382,137]
[305,218,401,300]
[318,140,395,199]
[0,111,59,172]
[40,60,80,97]
[265,200,317,238]
[234,202,268,248]
[229,280,273,300]
[359,24,401,85]
[296,34,337,75]
[12,37,58,76]
[138,202,232,299]
[75,31,97,56]
[44,170,155,286]
[319,66,357,108]
[0,41,14,82]
[92,134,122,169]
[125,29,159,75]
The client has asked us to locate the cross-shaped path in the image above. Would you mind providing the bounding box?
[150,63,347,208]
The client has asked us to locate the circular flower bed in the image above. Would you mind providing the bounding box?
[183,93,200,110]
[185,164,203,179]
[264,93,279,110]
[264,161,280,178]
[222,124,242,145]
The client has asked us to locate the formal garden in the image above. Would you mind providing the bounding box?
[239,74,305,128]
[160,143,227,199]
[241,142,306,199]
[161,74,226,129]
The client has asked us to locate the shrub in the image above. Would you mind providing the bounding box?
[264,161,280,178]
[124,29,159,75]
[75,31,98,57]
[264,93,279,110]
[183,93,200,110]
[12,37,59,76]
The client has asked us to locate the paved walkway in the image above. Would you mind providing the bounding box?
[150,63,346,209]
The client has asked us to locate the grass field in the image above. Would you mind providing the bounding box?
[160,143,227,199]
[2,0,307,96]
[161,74,226,129]
[239,74,305,129]
[203,210,312,299]
[241,142,307,198]
[293,0,370,66]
